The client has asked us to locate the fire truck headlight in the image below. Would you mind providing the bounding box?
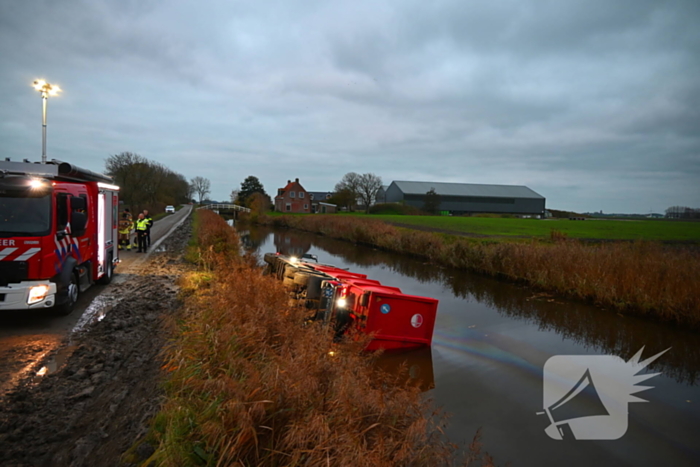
[28,285,50,304]
[336,298,347,308]
[29,178,46,189]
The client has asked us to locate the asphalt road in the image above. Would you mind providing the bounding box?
[0,205,192,397]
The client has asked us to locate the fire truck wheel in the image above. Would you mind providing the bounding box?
[55,272,79,316]
[292,271,324,287]
[263,253,278,265]
[303,276,325,300]
[98,254,114,285]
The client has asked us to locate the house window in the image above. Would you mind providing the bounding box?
[299,192,304,198]
[304,204,308,210]
[290,191,295,198]
[286,203,291,211]
[326,194,331,199]
[310,194,314,200]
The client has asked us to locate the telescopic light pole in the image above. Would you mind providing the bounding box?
[32,79,61,164]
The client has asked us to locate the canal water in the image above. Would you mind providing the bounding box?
[241,225,700,467]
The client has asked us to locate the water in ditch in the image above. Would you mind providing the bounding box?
[240,225,700,466]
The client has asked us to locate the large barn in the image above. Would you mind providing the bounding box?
[384,181,546,216]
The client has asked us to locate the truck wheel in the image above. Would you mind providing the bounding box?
[55,272,79,316]
[98,254,113,285]
[263,253,278,265]
[293,272,325,287]
[303,276,325,300]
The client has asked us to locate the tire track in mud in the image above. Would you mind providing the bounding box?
[0,215,192,467]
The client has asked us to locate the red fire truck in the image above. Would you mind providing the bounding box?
[264,253,438,351]
[0,159,119,315]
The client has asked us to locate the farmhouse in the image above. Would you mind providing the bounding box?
[274,178,311,213]
[384,181,546,216]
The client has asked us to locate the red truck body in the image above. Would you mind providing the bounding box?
[0,160,119,314]
[264,253,438,351]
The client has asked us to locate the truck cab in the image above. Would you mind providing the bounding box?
[0,159,119,315]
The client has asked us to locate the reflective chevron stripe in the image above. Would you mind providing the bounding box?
[14,248,41,261]
[0,248,18,260]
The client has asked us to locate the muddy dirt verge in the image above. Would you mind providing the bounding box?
[0,215,192,467]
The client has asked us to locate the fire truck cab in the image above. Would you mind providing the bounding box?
[0,159,119,315]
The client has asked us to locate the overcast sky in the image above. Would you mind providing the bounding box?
[1,0,698,213]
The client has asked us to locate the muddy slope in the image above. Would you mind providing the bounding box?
[0,217,192,467]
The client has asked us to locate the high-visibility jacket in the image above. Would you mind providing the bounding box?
[118,217,133,234]
[135,218,149,231]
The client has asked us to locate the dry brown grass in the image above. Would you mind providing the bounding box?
[152,210,494,466]
[261,214,700,328]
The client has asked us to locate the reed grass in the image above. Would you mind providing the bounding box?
[151,210,493,466]
[258,214,700,328]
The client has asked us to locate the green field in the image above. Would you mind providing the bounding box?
[344,214,700,241]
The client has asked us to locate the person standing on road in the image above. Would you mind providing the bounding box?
[142,209,153,248]
[135,213,149,253]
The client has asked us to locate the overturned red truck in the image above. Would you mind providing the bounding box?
[264,252,438,351]
[0,159,119,315]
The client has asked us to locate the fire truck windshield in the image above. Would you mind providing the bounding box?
[0,191,52,237]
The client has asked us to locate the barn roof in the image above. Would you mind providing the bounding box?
[390,181,544,199]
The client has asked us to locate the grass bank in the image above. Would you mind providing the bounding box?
[257,214,700,328]
[346,214,700,241]
[150,210,492,466]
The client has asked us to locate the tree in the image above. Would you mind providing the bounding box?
[334,172,361,211]
[190,176,211,204]
[230,189,240,204]
[665,206,700,219]
[249,192,271,214]
[328,188,356,211]
[423,188,441,214]
[237,176,270,207]
[356,173,383,213]
[105,152,190,212]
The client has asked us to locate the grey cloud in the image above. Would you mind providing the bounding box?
[0,0,698,212]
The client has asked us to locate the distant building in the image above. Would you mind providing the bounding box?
[376,185,389,204]
[308,191,333,213]
[384,181,546,216]
[274,178,310,213]
[316,202,337,214]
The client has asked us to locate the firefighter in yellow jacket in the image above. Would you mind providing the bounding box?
[118,209,133,250]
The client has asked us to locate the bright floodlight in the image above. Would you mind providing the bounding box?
[33,79,60,96]
[32,79,62,163]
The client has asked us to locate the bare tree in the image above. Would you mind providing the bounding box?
[334,172,361,211]
[105,152,190,212]
[230,189,240,204]
[191,176,211,204]
[356,173,383,213]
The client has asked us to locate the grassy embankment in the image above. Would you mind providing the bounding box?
[343,213,700,242]
[258,214,700,328]
[147,210,492,466]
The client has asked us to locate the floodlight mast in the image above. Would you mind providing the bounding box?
[32,79,61,164]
